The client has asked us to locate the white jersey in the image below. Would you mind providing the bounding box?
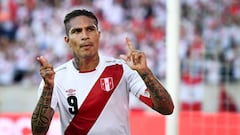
[37,55,153,135]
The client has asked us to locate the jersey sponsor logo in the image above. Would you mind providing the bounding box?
[66,89,77,96]
[100,77,114,92]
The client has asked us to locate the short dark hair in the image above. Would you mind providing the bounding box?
[64,9,98,36]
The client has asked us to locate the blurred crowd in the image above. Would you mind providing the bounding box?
[0,0,240,111]
[0,0,167,85]
[180,0,240,111]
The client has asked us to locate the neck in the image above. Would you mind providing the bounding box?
[73,55,99,72]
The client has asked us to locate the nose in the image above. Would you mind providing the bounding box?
[81,30,89,40]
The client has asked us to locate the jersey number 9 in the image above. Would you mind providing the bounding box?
[67,96,78,114]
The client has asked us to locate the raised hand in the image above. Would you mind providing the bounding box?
[37,56,55,88]
[120,37,148,74]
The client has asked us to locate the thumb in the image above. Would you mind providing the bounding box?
[37,56,49,67]
[120,54,128,62]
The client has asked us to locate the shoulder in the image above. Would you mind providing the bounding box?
[54,60,73,73]
[100,55,135,73]
[100,55,128,65]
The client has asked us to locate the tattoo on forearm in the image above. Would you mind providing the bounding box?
[31,89,54,134]
[141,71,173,114]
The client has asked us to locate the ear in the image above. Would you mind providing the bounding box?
[98,31,101,39]
[64,36,70,46]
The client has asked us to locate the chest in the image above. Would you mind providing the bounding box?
[56,64,126,114]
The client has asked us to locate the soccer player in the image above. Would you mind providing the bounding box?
[31,9,174,135]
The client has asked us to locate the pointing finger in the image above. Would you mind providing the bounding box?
[37,56,49,67]
[126,37,135,52]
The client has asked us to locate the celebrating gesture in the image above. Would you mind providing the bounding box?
[31,9,174,135]
[37,56,55,88]
[120,37,148,74]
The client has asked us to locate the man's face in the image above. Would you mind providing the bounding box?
[65,16,100,59]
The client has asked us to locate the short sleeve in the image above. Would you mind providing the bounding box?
[123,64,147,98]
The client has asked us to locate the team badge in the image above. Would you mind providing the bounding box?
[100,77,114,92]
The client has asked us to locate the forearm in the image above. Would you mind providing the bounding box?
[31,86,54,134]
[139,68,174,115]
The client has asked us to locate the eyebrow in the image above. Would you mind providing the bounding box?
[69,24,98,33]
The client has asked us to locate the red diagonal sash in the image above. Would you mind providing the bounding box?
[65,64,123,135]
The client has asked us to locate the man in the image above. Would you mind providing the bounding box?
[31,9,174,135]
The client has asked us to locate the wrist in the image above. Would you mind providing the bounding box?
[138,68,152,78]
[44,84,54,90]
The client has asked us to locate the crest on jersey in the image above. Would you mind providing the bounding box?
[100,77,114,92]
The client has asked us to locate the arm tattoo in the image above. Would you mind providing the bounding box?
[140,70,174,115]
[31,87,54,134]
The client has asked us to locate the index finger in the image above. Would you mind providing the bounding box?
[125,37,135,52]
[37,56,49,67]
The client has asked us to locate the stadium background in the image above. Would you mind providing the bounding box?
[0,0,240,135]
